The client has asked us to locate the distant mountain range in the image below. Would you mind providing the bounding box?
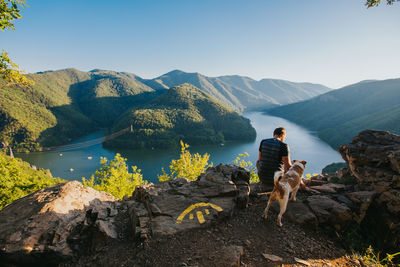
[269,78,400,148]
[0,68,331,151]
[104,83,256,149]
[139,70,332,111]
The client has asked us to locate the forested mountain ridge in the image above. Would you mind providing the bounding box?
[0,68,330,152]
[141,70,332,111]
[104,83,257,149]
[0,69,158,151]
[269,78,400,148]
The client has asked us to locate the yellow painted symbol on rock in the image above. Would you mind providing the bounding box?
[176,202,223,224]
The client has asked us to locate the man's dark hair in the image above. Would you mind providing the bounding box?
[273,127,286,137]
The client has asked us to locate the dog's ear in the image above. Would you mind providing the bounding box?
[301,161,307,166]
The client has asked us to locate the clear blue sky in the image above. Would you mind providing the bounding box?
[1,0,399,88]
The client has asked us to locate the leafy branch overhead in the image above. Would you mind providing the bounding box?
[0,0,34,86]
[365,0,396,7]
[0,50,33,86]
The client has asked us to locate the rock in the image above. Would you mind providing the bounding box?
[335,195,354,208]
[262,253,283,262]
[336,167,351,179]
[339,130,400,250]
[212,245,243,267]
[309,185,336,194]
[339,130,400,187]
[0,181,127,265]
[271,201,318,228]
[307,195,352,230]
[345,191,376,224]
[133,164,250,237]
[294,257,311,266]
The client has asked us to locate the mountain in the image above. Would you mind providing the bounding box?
[103,84,257,149]
[141,70,332,111]
[269,78,400,148]
[0,68,330,152]
[0,69,158,151]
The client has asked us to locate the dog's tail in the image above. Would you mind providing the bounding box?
[274,170,284,186]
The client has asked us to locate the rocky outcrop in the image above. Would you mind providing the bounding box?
[339,129,400,251]
[130,164,250,238]
[265,130,399,251]
[0,181,131,265]
[1,130,399,265]
[0,164,250,265]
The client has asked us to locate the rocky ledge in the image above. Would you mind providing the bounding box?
[0,129,399,266]
[0,164,250,265]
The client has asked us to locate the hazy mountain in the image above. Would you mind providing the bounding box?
[104,83,257,149]
[141,70,332,111]
[269,78,400,148]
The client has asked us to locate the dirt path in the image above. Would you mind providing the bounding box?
[64,196,360,267]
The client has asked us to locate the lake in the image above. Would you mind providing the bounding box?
[16,112,343,183]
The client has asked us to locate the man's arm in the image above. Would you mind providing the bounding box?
[282,156,291,172]
[259,151,261,160]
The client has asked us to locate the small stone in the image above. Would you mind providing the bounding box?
[294,257,311,266]
[262,253,283,262]
[289,242,294,249]
[245,240,251,246]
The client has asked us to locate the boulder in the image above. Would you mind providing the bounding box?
[276,201,318,228]
[131,164,250,237]
[0,181,129,265]
[345,191,376,224]
[307,195,352,230]
[339,130,400,250]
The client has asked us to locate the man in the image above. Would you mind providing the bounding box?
[257,127,291,185]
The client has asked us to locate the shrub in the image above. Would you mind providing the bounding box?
[233,152,259,183]
[0,152,64,210]
[158,141,212,182]
[82,153,147,199]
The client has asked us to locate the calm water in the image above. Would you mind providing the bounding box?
[16,112,343,183]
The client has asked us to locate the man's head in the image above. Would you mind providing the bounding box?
[273,127,286,141]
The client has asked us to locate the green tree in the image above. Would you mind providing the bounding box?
[158,141,212,182]
[82,153,147,199]
[0,0,33,86]
[365,0,396,7]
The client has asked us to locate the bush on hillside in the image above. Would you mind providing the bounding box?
[0,152,65,210]
[233,152,259,183]
[82,153,147,199]
[158,141,212,182]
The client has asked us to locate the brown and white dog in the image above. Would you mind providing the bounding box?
[262,160,307,227]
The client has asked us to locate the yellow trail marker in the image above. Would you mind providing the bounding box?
[205,209,210,215]
[176,202,223,224]
[196,211,205,224]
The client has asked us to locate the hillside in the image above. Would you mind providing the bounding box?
[0,68,330,152]
[141,70,331,111]
[103,84,257,149]
[269,78,400,148]
[0,152,64,210]
[0,69,157,151]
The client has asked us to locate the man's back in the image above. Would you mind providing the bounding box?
[258,138,289,184]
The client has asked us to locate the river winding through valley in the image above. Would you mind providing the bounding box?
[16,112,343,183]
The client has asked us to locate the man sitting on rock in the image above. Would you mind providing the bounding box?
[257,127,291,189]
